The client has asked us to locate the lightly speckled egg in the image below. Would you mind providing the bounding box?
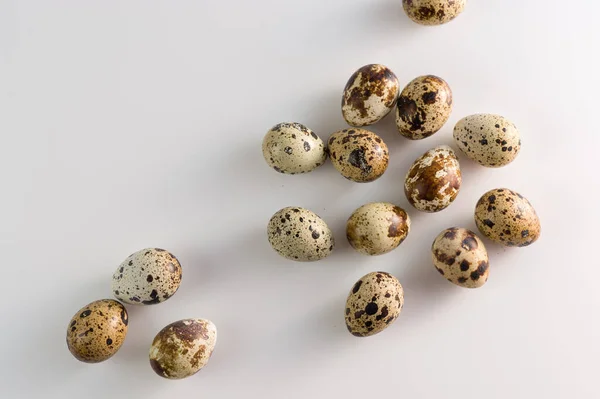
[267,206,334,262]
[112,248,182,305]
[341,64,400,127]
[432,228,489,288]
[346,203,411,256]
[149,319,217,380]
[345,271,404,337]
[405,145,461,212]
[328,128,389,182]
[396,75,452,140]
[403,0,466,26]
[453,114,521,167]
[262,122,327,174]
[66,299,128,363]
[475,188,541,247]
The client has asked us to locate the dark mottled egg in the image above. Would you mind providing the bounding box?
[262,122,327,174]
[404,145,461,212]
[345,271,404,337]
[66,299,128,363]
[267,206,334,262]
[112,248,182,305]
[396,75,452,140]
[342,64,399,127]
[454,114,521,167]
[432,228,489,288]
[346,203,410,256]
[403,0,466,26]
[149,319,217,380]
[475,188,541,247]
[328,129,389,182]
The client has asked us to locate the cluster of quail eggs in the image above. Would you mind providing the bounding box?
[262,58,541,338]
[66,248,217,380]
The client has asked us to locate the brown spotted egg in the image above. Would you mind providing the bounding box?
[262,122,327,174]
[342,64,400,126]
[404,145,461,212]
[396,75,452,140]
[345,271,404,337]
[328,129,389,183]
[267,207,334,262]
[432,228,489,288]
[112,248,182,305]
[149,319,217,380]
[454,114,521,167]
[475,188,541,247]
[346,203,410,256]
[66,299,128,363]
[403,0,466,26]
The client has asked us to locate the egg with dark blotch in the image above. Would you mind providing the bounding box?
[66,299,128,363]
[396,75,452,140]
[403,0,466,26]
[328,129,389,183]
[432,228,489,288]
[149,319,217,380]
[267,206,334,262]
[347,203,410,256]
[345,272,404,337]
[404,145,461,212]
[475,188,541,247]
[342,64,399,127]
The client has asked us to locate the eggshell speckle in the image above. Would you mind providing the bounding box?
[403,0,466,26]
[345,272,404,337]
[328,129,389,182]
[66,299,128,363]
[112,248,182,305]
[267,207,334,262]
[149,319,217,380]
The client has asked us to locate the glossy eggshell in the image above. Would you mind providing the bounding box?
[267,207,334,262]
[262,122,327,174]
[346,203,411,256]
[342,64,399,127]
[112,248,182,305]
[66,299,128,363]
[328,129,389,183]
[453,114,521,167]
[345,272,404,337]
[396,75,452,140]
[149,319,217,380]
[403,0,466,26]
[404,145,462,212]
[432,228,489,288]
[475,188,541,247]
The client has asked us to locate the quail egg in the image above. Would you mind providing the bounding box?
[328,128,389,182]
[403,0,466,26]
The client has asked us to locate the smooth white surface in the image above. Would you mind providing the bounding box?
[2,1,599,398]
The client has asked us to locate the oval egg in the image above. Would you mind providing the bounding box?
[345,271,404,337]
[342,64,399,127]
[475,188,541,247]
[403,0,466,26]
[328,128,389,182]
[66,299,129,363]
[404,145,462,212]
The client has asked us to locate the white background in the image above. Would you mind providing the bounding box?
[2,1,599,398]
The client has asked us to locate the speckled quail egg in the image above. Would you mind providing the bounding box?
[453,114,521,167]
[405,145,461,212]
[328,129,389,182]
[432,228,489,288]
[262,122,327,174]
[403,0,466,26]
[267,206,334,262]
[475,188,541,247]
[347,203,411,256]
[396,75,452,140]
[66,299,128,363]
[342,64,400,127]
[149,319,217,380]
[112,248,182,305]
[345,271,404,337]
